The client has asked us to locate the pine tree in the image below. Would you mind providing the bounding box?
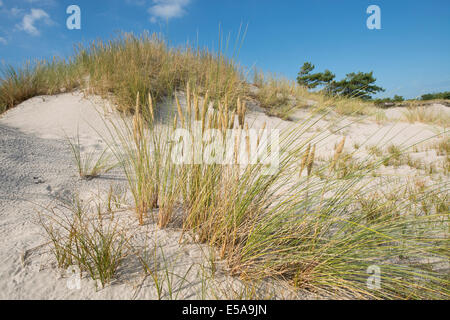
[297,62,335,89]
[327,71,384,100]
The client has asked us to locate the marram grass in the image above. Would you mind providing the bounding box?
[98,87,449,299]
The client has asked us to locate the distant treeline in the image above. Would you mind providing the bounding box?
[373,95,405,104]
[420,91,450,100]
[297,63,449,104]
[373,91,450,105]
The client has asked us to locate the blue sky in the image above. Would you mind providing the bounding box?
[0,0,449,99]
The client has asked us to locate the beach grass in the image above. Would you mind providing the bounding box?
[38,196,130,287]
[97,85,449,299]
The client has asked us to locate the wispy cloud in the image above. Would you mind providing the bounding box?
[0,1,3,7]
[148,0,191,23]
[16,8,53,36]
[0,37,7,45]
[10,7,24,17]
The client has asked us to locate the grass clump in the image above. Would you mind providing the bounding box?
[76,32,247,113]
[66,131,115,180]
[38,196,130,287]
[402,106,450,126]
[102,90,182,226]
[435,137,450,156]
[250,73,299,118]
[367,145,383,157]
[331,96,376,116]
[383,144,403,167]
[0,59,81,114]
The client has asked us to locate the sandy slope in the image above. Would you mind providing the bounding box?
[0,91,448,299]
[0,92,225,299]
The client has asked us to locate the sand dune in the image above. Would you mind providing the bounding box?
[0,92,448,299]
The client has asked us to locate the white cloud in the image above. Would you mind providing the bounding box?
[0,37,7,45]
[10,7,24,16]
[0,1,3,7]
[17,8,53,36]
[148,0,190,23]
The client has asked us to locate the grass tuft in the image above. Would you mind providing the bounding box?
[38,196,130,287]
[66,131,115,180]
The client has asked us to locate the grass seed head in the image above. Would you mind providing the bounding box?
[175,93,185,127]
[300,144,311,177]
[307,144,316,176]
[148,93,154,122]
[330,137,346,171]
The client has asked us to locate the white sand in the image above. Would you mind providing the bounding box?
[0,91,448,299]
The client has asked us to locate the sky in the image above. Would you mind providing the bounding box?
[0,0,449,99]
